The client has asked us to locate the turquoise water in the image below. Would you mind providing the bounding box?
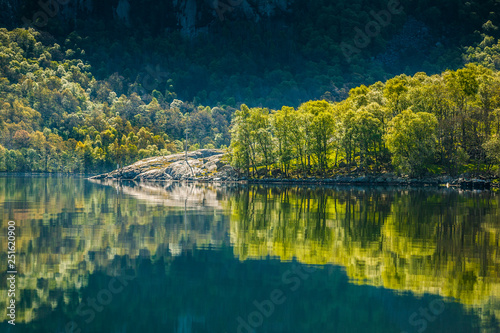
[0,177,499,333]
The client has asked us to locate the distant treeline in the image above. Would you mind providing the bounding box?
[0,29,233,173]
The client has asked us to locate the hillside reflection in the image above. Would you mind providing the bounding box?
[0,178,232,324]
[0,177,499,332]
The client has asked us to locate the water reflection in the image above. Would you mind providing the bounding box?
[0,177,499,332]
[229,186,500,306]
[90,179,235,209]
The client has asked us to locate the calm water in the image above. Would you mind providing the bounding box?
[0,176,499,333]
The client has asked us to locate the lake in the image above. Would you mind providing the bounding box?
[0,176,499,333]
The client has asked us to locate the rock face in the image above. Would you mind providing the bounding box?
[8,0,292,36]
[90,149,239,181]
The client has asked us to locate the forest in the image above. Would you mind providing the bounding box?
[11,0,500,108]
[1,0,500,176]
[230,63,500,177]
[0,28,235,172]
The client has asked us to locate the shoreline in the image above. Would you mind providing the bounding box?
[0,171,496,190]
[89,174,498,190]
[245,176,496,189]
[77,149,497,190]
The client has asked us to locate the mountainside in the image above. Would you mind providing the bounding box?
[4,0,292,33]
[2,0,499,108]
[2,2,500,175]
[0,0,19,27]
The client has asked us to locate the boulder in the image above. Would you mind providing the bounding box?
[89,149,237,182]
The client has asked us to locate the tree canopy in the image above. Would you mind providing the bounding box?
[229,65,500,177]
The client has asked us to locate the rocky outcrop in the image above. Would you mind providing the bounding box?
[90,149,239,182]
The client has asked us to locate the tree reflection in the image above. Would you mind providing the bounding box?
[0,178,498,331]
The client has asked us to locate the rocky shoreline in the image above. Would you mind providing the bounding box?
[89,149,239,182]
[245,175,495,189]
[89,149,497,190]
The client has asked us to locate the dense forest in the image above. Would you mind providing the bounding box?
[1,0,500,175]
[0,28,236,172]
[230,64,500,177]
[9,0,500,107]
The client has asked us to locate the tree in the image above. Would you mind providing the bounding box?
[273,106,300,176]
[407,75,457,171]
[385,109,438,176]
[483,135,500,174]
[248,107,274,174]
[230,105,254,176]
[443,65,479,159]
[0,144,6,171]
[298,101,336,172]
[189,107,214,146]
[384,75,410,116]
[351,110,383,170]
[13,130,31,149]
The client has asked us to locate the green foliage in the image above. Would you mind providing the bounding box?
[272,106,301,175]
[350,109,384,169]
[385,109,438,176]
[230,65,500,178]
[0,28,232,173]
[3,24,500,177]
[229,105,253,175]
[299,101,336,172]
[483,135,500,174]
[18,0,497,109]
[229,105,275,176]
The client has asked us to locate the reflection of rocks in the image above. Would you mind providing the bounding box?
[90,149,238,182]
[1,178,500,327]
[90,179,237,208]
[0,177,232,324]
